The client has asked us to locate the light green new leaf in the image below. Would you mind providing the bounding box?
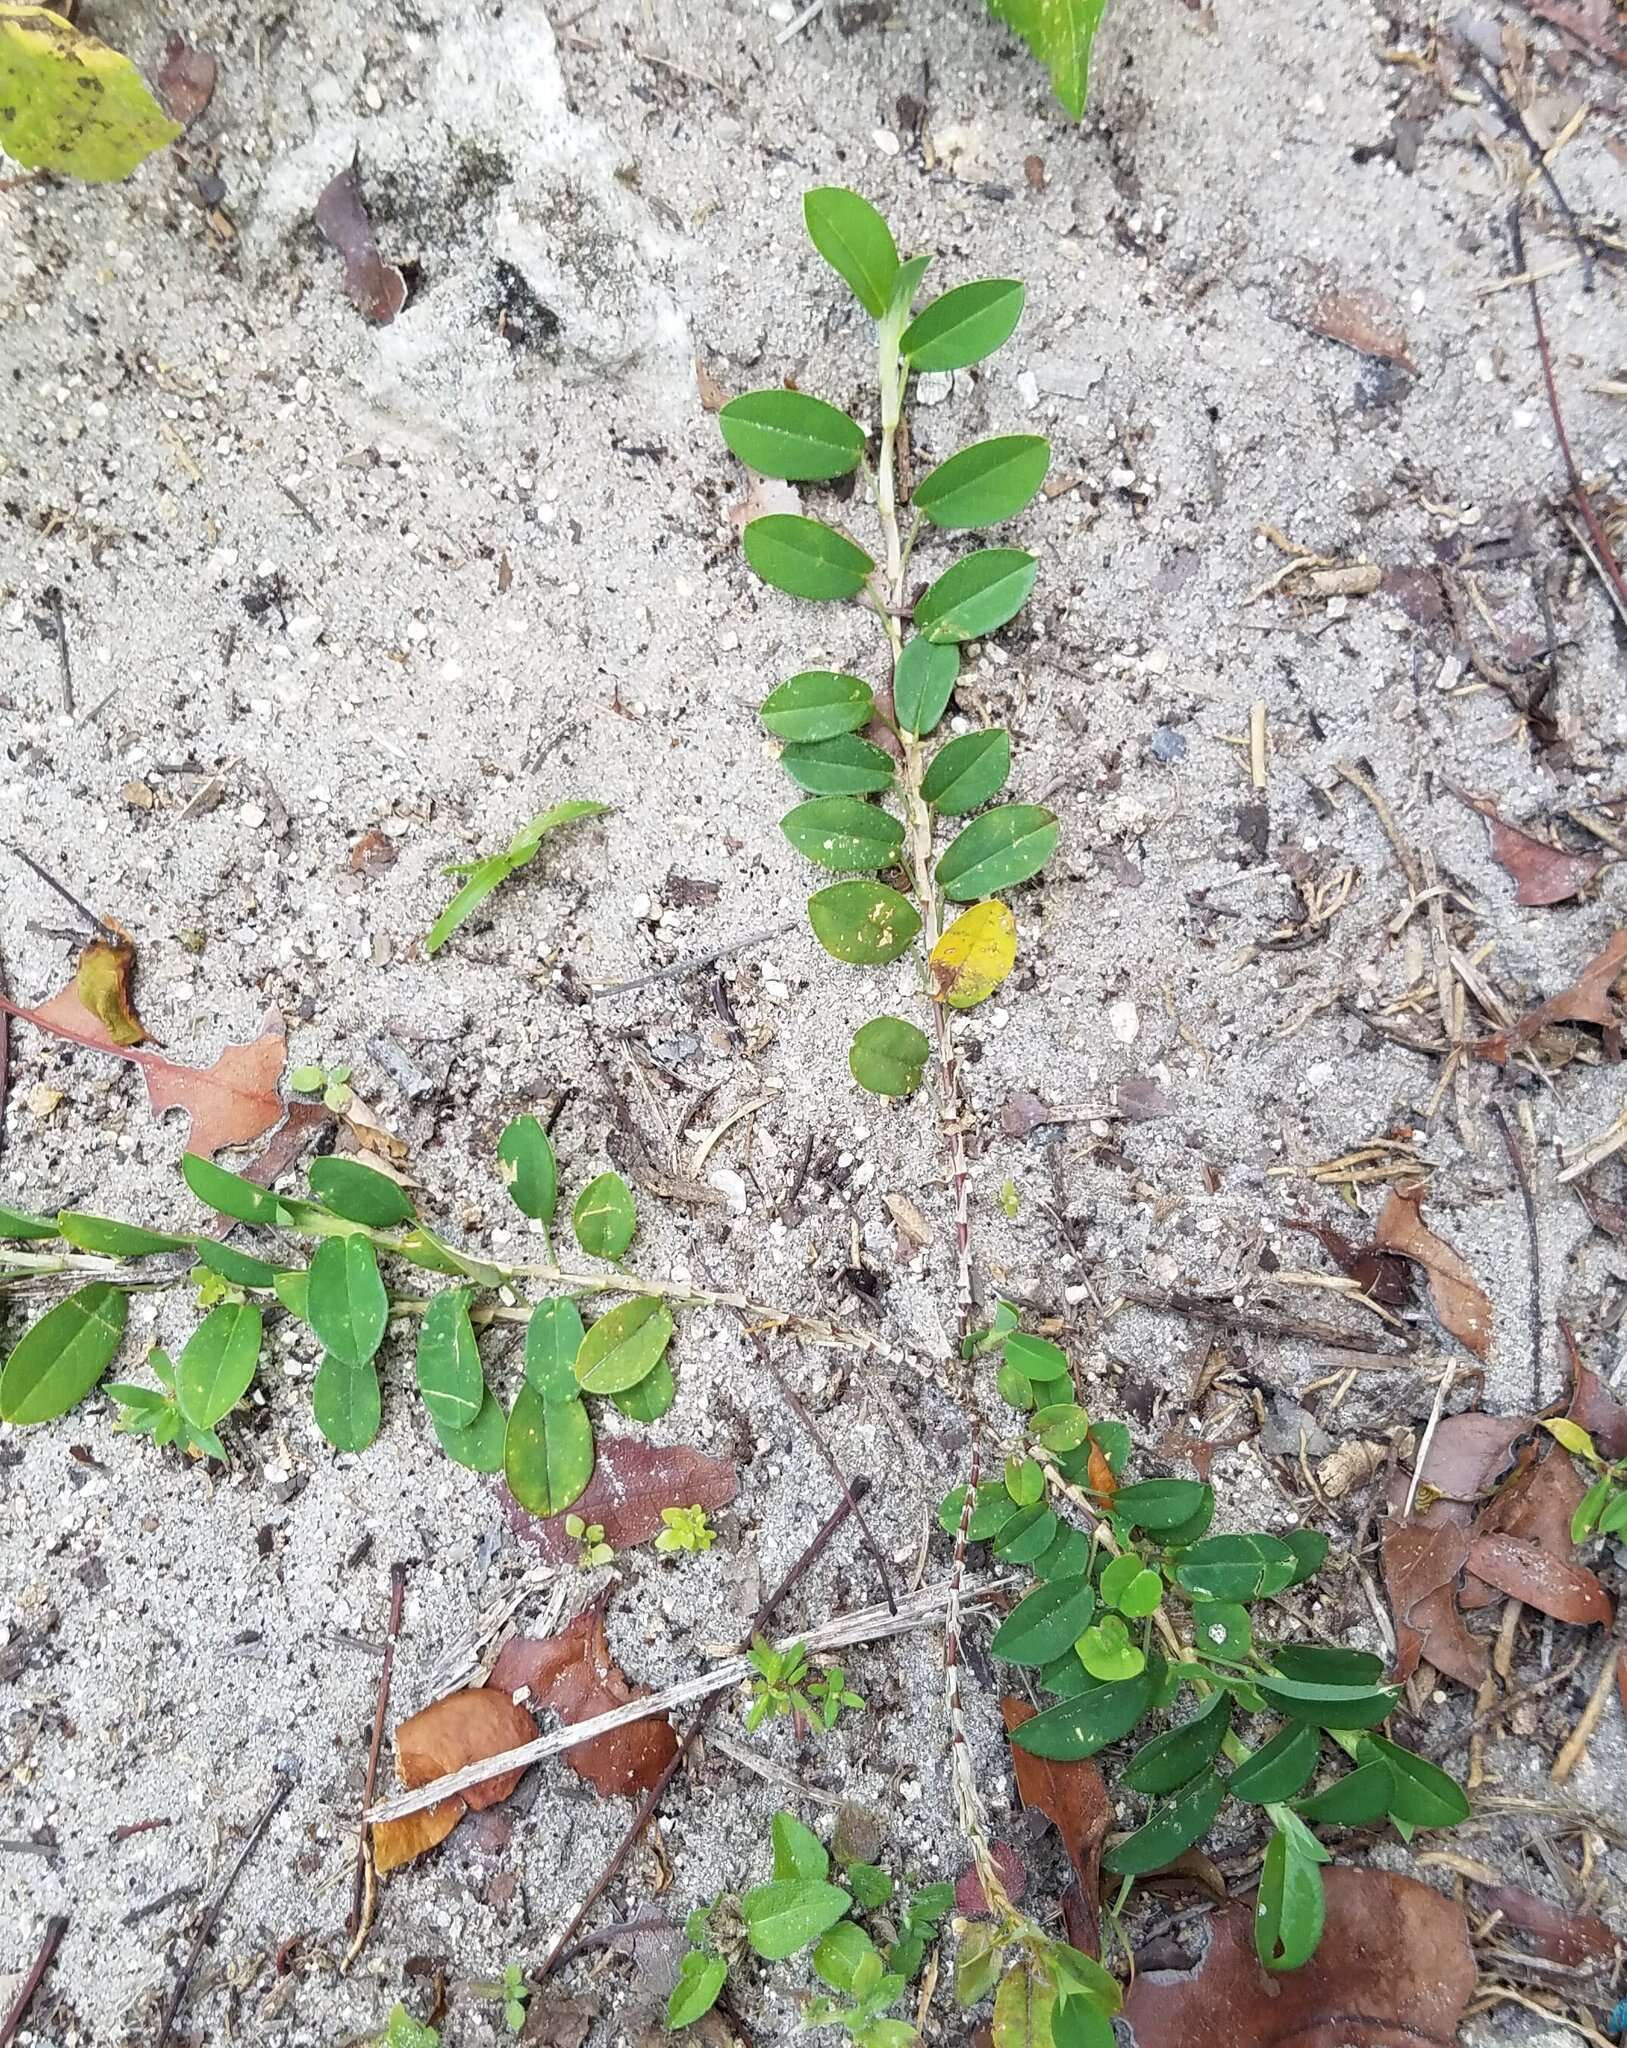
[312,1353,382,1452]
[176,1301,263,1430]
[849,1015,930,1097]
[424,800,611,955]
[916,548,1038,643]
[781,796,905,873]
[720,390,865,481]
[572,1172,637,1259]
[525,1296,585,1400]
[0,5,180,180]
[504,1384,594,1515]
[808,880,922,964]
[771,1810,829,1880]
[761,670,874,741]
[666,1950,728,2030]
[498,1114,557,1224]
[986,0,1110,119]
[902,279,1026,371]
[575,1295,673,1395]
[0,1204,58,1240]
[433,1387,506,1472]
[803,186,899,317]
[741,1877,853,1960]
[307,1235,389,1368]
[57,1212,191,1257]
[892,634,960,737]
[744,516,875,602]
[915,436,1051,530]
[0,1282,128,1423]
[922,729,1011,814]
[307,1158,416,1229]
[780,734,895,797]
[937,804,1058,900]
[414,1288,484,1431]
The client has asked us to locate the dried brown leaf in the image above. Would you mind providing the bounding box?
[955,1839,1028,1916]
[1000,1696,1111,1956]
[1381,1518,1488,1689]
[1285,1218,1413,1307]
[156,31,217,124]
[1308,286,1417,373]
[1121,1868,1474,2048]
[348,829,399,876]
[1372,1188,1492,1357]
[315,161,407,325]
[1475,928,1627,1065]
[728,471,799,537]
[372,1686,537,1875]
[884,1190,933,1256]
[1464,1531,1613,1626]
[694,356,730,413]
[521,1993,600,2047]
[1568,1362,1627,1461]
[503,1439,737,1560]
[1456,791,1602,907]
[488,1605,676,1800]
[1470,1884,1622,1968]
[1577,1184,1627,1242]
[1476,1443,1586,1559]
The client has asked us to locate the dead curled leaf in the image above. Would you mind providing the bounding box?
[1307,284,1417,374]
[488,1604,676,1800]
[503,1440,738,1561]
[1471,1883,1623,1968]
[1475,928,1627,1066]
[955,1839,1028,1916]
[1567,1357,1627,1460]
[1455,790,1602,908]
[1372,1187,1492,1357]
[155,31,217,124]
[1285,1218,1413,1307]
[1464,1531,1613,1626]
[315,160,407,325]
[1000,1697,1111,1957]
[1381,1518,1488,1690]
[1121,1868,1475,2048]
[372,1686,537,1876]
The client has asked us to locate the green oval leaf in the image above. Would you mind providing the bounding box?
[1010,1669,1157,1760]
[611,1355,676,1421]
[989,0,1108,119]
[804,186,899,317]
[744,515,874,601]
[720,389,865,481]
[808,881,922,965]
[1359,1735,1470,1827]
[915,436,1051,530]
[1228,1722,1320,1805]
[1282,1528,1330,1585]
[0,1282,128,1423]
[938,1484,1020,1544]
[191,1240,281,1291]
[782,796,905,873]
[848,1015,930,1096]
[307,1158,416,1228]
[575,1295,673,1394]
[772,1810,829,1880]
[666,1951,728,2031]
[993,1503,1060,1563]
[916,547,1037,644]
[1033,1522,1092,1580]
[572,1172,637,1259]
[902,279,1026,372]
[937,803,1058,901]
[176,1301,263,1429]
[760,670,875,742]
[1102,1765,1227,1875]
[1272,1644,1387,1689]
[991,1576,1097,1666]
[780,733,896,796]
[504,1383,594,1514]
[0,8,181,181]
[921,728,1011,814]
[1190,1600,1253,1664]
[312,1352,381,1452]
[181,1152,294,1227]
[433,1386,507,1472]
[1114,1479,1213,1533]
[306,1235,389,1368]
[525,1296,585,1400]
[1293,1759,1394,1826]
[741,1877,853,1960]
[1122,1692,1231,1796]
[1253,1673,1398,1729]
[415,1288,484,1431]
[892,634,960,737]
[1255,1824,1327,1972]
[57,1213,191,1257]
[1175,1532,1300,1603]
[0,1205,58,1241]
[498,1114,557,1224]
[1006,1331,1070,1381]
[813,1920,876,1993]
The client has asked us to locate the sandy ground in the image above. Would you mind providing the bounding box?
[2,0,1626,2040]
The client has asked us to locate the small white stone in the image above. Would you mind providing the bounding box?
[872,128,900,156]
[1016,368,1040,411]
[238,802,266,828]
[1108,999,1139,1044]
[915,371,953,408]
[709,1168,748,1215]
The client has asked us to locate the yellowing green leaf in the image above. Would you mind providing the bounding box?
[808,880,922,964]
[930,900,1016,1009]
[0,6,180,180]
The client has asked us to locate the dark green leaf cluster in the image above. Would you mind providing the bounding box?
[939,1313,1470,1977]
[720,188,1058,1100]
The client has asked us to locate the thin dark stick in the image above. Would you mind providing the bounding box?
[1492,1102,1544,1408]
[4,843,115,940]
[348,1561,407,1938]
[45,588,72,716]
[121,1884,199,1930]
[775,1126,815,1220]
[766,1357,896,1614]
[534,1481,868,1984]
[1476,61,1594,287]
[153,1770,294,2048]
[0,1914,67,2048]
[590,919,800,1000]
[1509,206,1627,623]
[1115,1283,1411,1356]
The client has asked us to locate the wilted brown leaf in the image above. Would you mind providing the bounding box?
[348,829,399,876]
[955,1839,1028,1916]
[1577,1184,1627,1242]
[1122,1869,1474,2048]
[1475,928,1627,1065]
[520,1993,600,2047]
[1382,1518,1488,1689]
[694,356,730,413]
[156,31,217,124]
[489,1604,676,1800]
[884,1190,933,1257]
[1465,1531,1613,1626]
[1373,1188,1492,1357]
[1308,285,1417,374]
[1286,1218,1413,1307]
[504,1440,737,1560]
[1456,791,1602,907]
[372,1687,537,1875]
[315,160,407,325]
[1000,1697,1111,1956]
[1568,1361,1627,1460]
[1471,1884,1622,1968]
[1475,1442,1586,1560]
[1398,1411,1530,1512]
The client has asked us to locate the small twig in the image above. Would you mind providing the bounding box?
[4,842,116,940]
[1473,62,1595,287]
[1491,1103,1544,1407]
[1335,759,1423,895]
[44,587,72,716]
[1405,1362,1459,1518]
[347,1561,407,1943]
[705,1734,849,1806]
[120,1883,200,1929]
[153,1770,294,2048]
[1551,1646,1620,1783]
[1113,1283,1412,1356]
[535,1481,869,1982]
[0,1915,68,2048]
[764,1353,896,1614]
[590,919,800,999]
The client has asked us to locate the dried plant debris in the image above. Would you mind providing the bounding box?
[1000,1697,1112,1957]
[371,1687,536,1875]
[488,1604,677,1800]
[1371,1188,1492,1357]
[1475,929,1627,1066]
[315,159,408,325]
[1455,791,1601,907]
[1306,284,1417,374]
[155,32,217,125]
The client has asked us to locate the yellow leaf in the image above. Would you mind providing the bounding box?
[929,899,1016,1010]
[0,6,180,182]
[73,931,149,1046]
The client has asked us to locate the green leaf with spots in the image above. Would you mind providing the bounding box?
[504,1384,594,1514]
[1255,1818,1328,1972]
[574,1296,673,1395]
[780,734,896,796]
[612,1355,675,1421]
[307,1158,416,1228]
[720,390,865,481]
[1011,1668,1158,1759]
[990,1576,1096,1665]
[176,1301,262,1429]
[312,1353,381,1452]
[937,804,1058,901]
[181,1152,295,1227]
[414,1288,484,1432]
[741,1878,853,1960]
[498,1114,557,1224]
[849,1015,930,1096]
[1114,1479,1212,1533]
[667,1950,727,2030]
[808,881,922,965]
[772,1810,829,1880]
[1102,1766,1227,1875]
[892,634,960,737]
[307,1235,389,1368]
[761,671,875,741]
[782,797,906,873]
[525,1296,585,1400]
[0,1283,128,1423]
[1227,1722,1319,1805]
[1122,1691,1231,1796]
[433,1387,506,1472]
[572,1172,637,1259]
[1175,1532,1300,1603]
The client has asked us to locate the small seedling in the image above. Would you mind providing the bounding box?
[655,1503,717,1554]
[424,799,610,955]
[473,1962,530,2035]
[564,1514,614,1569]
[289,1060,354,1113]
[744,1637,816,1733]
[805,1662,867,1730]
[377,2005,439,2048]
[106,1347,224,1462]
[1544,1417,1627,1544]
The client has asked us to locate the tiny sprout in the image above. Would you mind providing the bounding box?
[744,1636,815,1733]
[564,1514,613,1569]
[655,1504,717,1555]
[289,1060,353,1112]
[473,1962,530,2035]
[805,1662,866,1730]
